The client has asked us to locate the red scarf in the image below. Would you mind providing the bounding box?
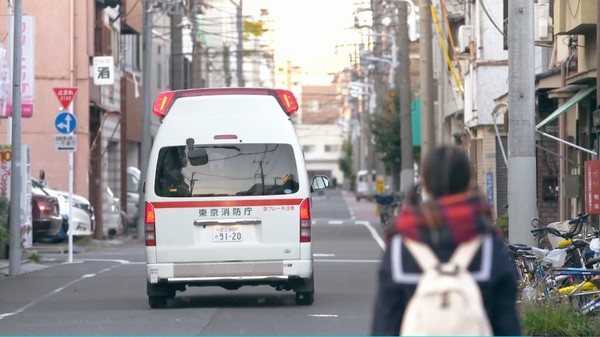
[393,192,495,246]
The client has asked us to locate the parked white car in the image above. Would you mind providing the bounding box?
[33,176,95,237]
[355,170,376,201]
[104,186,124,238]
[125,166,141,232]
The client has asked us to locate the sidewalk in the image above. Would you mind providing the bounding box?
[0,235,135,278]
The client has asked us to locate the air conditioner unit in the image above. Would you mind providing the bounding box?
[458,25,473,54]
[534,3,553,44]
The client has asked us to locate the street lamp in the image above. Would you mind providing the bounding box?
[361,54,395,87]
[348,82,377,185]
[350,81,376,114]
[383,0,419,42]
[365,32,398,70]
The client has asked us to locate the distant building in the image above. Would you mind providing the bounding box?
[295,85,344,184]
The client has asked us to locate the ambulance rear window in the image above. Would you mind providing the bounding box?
[154,144,300,198]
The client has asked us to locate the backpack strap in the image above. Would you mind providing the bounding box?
[403,237,440,272]
[449,235,484,270]
[403,235,485,274]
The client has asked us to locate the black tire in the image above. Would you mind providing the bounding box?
[380,207,389,226]
[295,292,314,305]
[148,296,167,309]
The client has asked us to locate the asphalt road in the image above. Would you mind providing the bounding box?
[0,188,386,335]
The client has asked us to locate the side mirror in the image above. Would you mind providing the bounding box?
[39,169,45,181]
[310,175,330,192]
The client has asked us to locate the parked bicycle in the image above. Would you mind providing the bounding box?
[508,212,600,315]
[374,192,402,234]
[530,212,593,268]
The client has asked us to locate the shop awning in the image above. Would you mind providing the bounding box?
[536,86,596,130]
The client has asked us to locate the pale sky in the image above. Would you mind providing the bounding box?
[246,0,362,84]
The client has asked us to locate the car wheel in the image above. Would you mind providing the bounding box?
[148,296,168,309]
[52,225,67,243]
[295,292,314,305]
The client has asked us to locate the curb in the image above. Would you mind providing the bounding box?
[0,234,136,275]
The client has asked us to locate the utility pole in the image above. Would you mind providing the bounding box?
[190,0,203,88]
[370,0,383,195]
[419,0,434,158]
[170,5,185,89]
[507,1,536,246]
[397,1,413,194]
[138,0,153,239]
[235,0,244,87]
[8,0,22,276]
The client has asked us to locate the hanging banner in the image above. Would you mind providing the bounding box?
[0,145,10,199]
[584,160,600,214]
[0,144,32,248]
[0,45,9,117]
[3,15,35,118]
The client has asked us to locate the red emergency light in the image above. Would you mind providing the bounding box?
[152,88,299,118]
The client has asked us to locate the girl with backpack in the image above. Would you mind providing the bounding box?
[370,145,521,336]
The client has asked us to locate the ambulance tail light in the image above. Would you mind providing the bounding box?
[299,198,311,242]
[274,89,299,116]
[153,91,176,118]
[145,202,157,246]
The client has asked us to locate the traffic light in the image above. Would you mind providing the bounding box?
[96,0,123,8]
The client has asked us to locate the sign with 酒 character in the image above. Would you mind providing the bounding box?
[93,56,114,85]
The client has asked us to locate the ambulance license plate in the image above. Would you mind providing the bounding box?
[212,226,243,242]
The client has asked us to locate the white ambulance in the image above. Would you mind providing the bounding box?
[144,88,329,308]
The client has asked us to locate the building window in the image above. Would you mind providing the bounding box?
[135,35,141,70]
[166,56,170,88]
[307,100,320,113]
[157,63,162,89]
[302,145,315,153]
[111,29,120,63]
[325,145,339,152]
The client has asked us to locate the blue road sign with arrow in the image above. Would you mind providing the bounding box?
[55,111,77,134]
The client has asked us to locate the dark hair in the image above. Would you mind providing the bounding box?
[421,145,471,198]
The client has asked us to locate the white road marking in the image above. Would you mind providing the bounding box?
[0,263,122,320]
[355,220,386,250]
[71,259,131,265]
[314,218,386,250]
[308,314,339,318]
[313,253,335,257]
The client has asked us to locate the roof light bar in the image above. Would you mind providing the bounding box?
[152,91,176,118]
[151,88,300,118]
[274,89,299,115]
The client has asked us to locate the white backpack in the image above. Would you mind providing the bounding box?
[400,235,493,336]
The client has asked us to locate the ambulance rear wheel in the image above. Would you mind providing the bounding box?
[148,295,167,309]
[295,292,314,305]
